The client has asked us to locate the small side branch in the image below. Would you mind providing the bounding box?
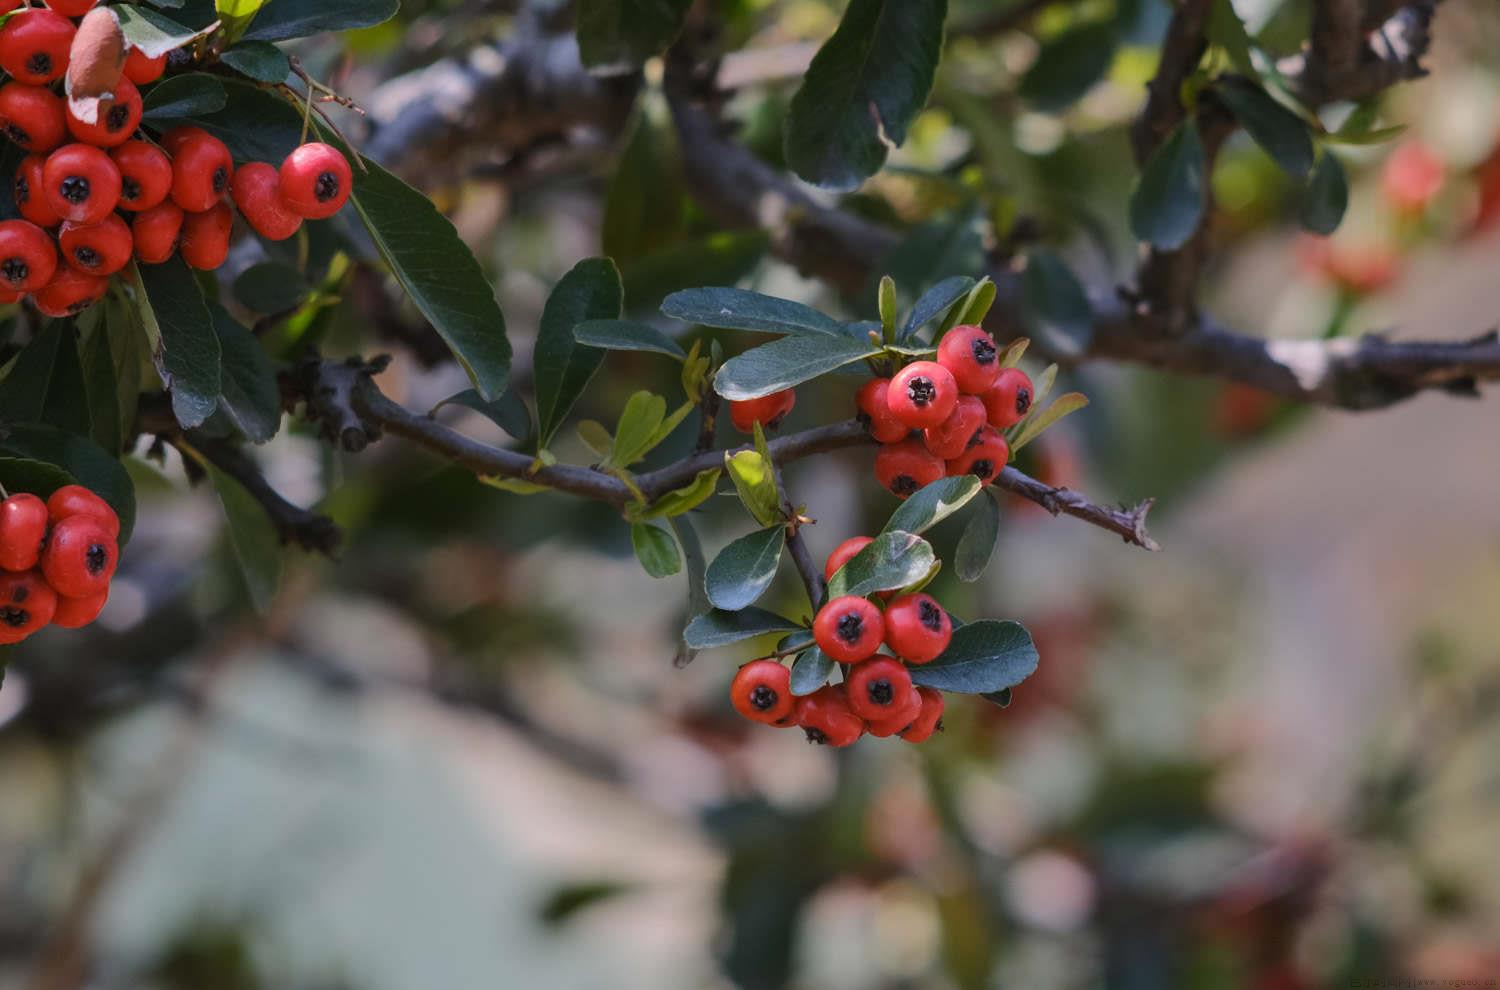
[190,439,343,557]
[994,468,1161,552]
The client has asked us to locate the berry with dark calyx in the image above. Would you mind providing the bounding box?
[0,218,58,292]
[982,367,1034,430]
[874,437,944,500]
[122,46,166,85]
[60,214,131,275]
[41,514,116,598]
[0,82,68,152]
[824,535,873,582]
[48,0,100,17]
[863,687,924,737]
[922,394,987,460]
[0,570,57,644]
[46,484,119,539]
[729,659,795,725]
[15,153,61,227]
[812,594,885,663]
[0,9,76,85]
[31,265,106,317]
[167,126,232,212]
[110,140,172,211]
[130,200,183,264]
[728,388,795,433]
[946,426,1010,485]
[888,360,958,429]
[899,688,945,743]
[0,493,49,572]
[883,593,952,664]
[794,684,865,747]
[52,587,108,629]
[855,378,910,443]
[178,202,233,271]
[278,141,353,219]
[66,78,141,148]
[937,324,1001,394]
[230,162,303,241]
[845,656,918,722]
[41,143,121,223]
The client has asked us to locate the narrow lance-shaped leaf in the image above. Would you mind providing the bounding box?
[1301,151,1348,235]
[705,525,786,611]
[714,334,879,401]
[683,607,803,649]
[827,530,936,598]
[134,256,222,429]
[881,476,982,536]
[955,489,1001,582]
[241,0,399,42]
[662,287,847,337]
[1129,118,1206,250]
[533,258,622,445]
[629,467,722,520]
[206,461,282,613]
[141,74,227,120]
[114,5,216,58]
[903,275,975,339]
[211,303,281,444]
[1009,392,1089,452]
[574,319,686,360]
[670,516,709,667]
[1216,77,1314,178]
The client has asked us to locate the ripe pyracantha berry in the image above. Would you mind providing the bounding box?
[864,684,924,737]
[60,214,133,276]
[0,218,58,293]
[922,394,987,460]
[278,142,353,219]
[855,378,910,443]
[883,593,952,664]
[0,493,49,572]
[729,659,796,725]
[167,127,232,212]
[42,142,121,224]
[231,162,303,241]
[728,389,795,433]
[983,367,1034,430]
[123,47,166,85]
[0,570,57,645]
[41,514,116,598]
[794,684,865,747]
[111,141,173,211]
[66,79,142,148]
[178,202,233,271]
[31,266,107,317]
[936,324,1002,394]
[899,687,945,743]
[14,153,61,226]
[812,594,885,663]
[47,484,121,538]
[131,201,184,265]
[52,588,109,629]
[845,656,919,722]
[946,426,1010,485]
[887,360,958,429]
[0,82,67,152]
[823,535,873,582]
[874,437,944,500]
[0,9,76,86]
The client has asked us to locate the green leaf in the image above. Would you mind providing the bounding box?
[219,41,290,82]
[99,293,144,447]
[210,304,280,444]
[0,457,75,503]
[629,467,721,520]
[955,489,1001,582]
[573,319,686,360]
[206,460,281,612]
[1216,77,1314,178]
[141,74,227,120]
[683,607,802,649]
[216,0,268,44]
[135,256,222,429]
[434,389,532,440]
[1020,250,1093,355]
[1009,392,1088,452]
[661,287,846,337]
[534,258,622,446]
[982,687,1013,708]
[783,0,948,190]
[1129,119,1206,250]
[115,5,215,59]
[877,275,898,340]
[80,320,123,455]
[669,515,709,667]
[241,0,399,41]
[610,390,666,467]
[881,475,983,536]
[1300,151,1348,235]
[790,647,835,696]
[1327,102,1405,146]
[0,321,90,436]
[231,262,307,314]
[725,449,780,528]
[576,420,613,458]
[1018,21,1118,113]
[826,529,935,598]
[603,109,685,265]
[950,277,998,331]
[902,275,975,339]
[705,525,786,611]
[631,522,681,578]
[576,0,692,72]
[714,334,879,401]
[909,620,1038,694]
[0,424,136,544]
[1207,0,1257,79]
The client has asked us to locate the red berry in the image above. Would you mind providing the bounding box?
[31,266,106,317]
[14,153,61,227]
[51,587,108,629]
[863,686,924,737]
[728,388,795,433]
[0,285,21,304]
[0,218,58,293]
[46,484,119,539]
[111,140,172,211]
[936,324,1001,394]
[855,378,910,443]
[845,656,918,722]
[167,127,232,212]
[874,437,944,500]
[60,214,131,275]
[0,82,67,152]
[888,360,958,429]
[946,426,1010,484]
[794,685,865,747]
[131,201,183,264]
[0,493,49,571]
[40,514,115,598]
[922,393,987,459]
[41,143,120,223]
[0,570,56,644]
[812,594,885,663]
[899,687,945,742]
[48,0,99,16]
[230,161,302,241]
[122,47,166,85]
[178,202,233,270]
[0,0,19,12]
[883,593,952,664]
[729,659,795,724]
[66,78,142,148]
[278,141,352,219]
[0,9,75,85]
[982,368,1033,429]
[824,535,873,582]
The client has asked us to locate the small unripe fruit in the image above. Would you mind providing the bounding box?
[936,324,1001,394]
[824,535,873,582]
[855,378,909,443]
[0,570,57,644]
[883,593,952,664]
[812,595,885,663]
[845,656,918,722]
[922,394,986,459]
[982,368,1033,430]
[888,360,958,429]
[729,659,795,724]
[899,687,945,743]
[874,437,944,500]
[278,141,353,219]
[41,514,116,598]
[0,493,50,572]
[728,389,795,433]
[946,426,1010,485]
[794,685,865,747]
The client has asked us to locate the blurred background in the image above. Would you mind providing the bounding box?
[4,0,1500,987]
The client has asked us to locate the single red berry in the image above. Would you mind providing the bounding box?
[278,141,353,219]
[946,426,1010,484]
[122,47,166,85]
[0,82,67,152]
[0,285,21,304]
[52,587,108,629]
[31,265,106,317]
[874,437,944,500]
[0,9,76,85]
[66,78,142,148]
[47,0,99,17]
[729,659,795,724]
[794,684,865,747]
[982,367,1033,429]
[40,514,115,598]
[14,153,61,227]
[230,161,303,241]
[0,570,57,644]
[824,535,873,582]
[728,388,795,433]
[899,687,945,743]
[0,493,49,572]
[845,656,918,722]
[855,378,910,443]
[110,140,172,211]
[42,143,121,223]
[936,324,1002,394]
[46,484,119,539]
[883,593,952,664]
[0,218,58,292]
[863,687,924,737]
[178,202,233,270]
[888,360,958,429]
[131,200,183,264]
[167,127,232,212]
[60,214,131,275]
[922,393,987,459]
[812,594,885,663]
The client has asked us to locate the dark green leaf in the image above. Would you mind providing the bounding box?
[218,41,289,82]
[232,262,307,314]
[955,489,1001,582]
[135,256,222,429]
[1207,0,1257,79]
[573,319,685,359]
[1021,249,1093,355]
[0,321,89,436]
[1018,21,1118,113]
[783,0,948,190]
[603,110,685,264]
[902,275,975,338]
[881,475,983,536]
[210,304,280,444]
[1300,151,1348,235]
[0,424,135,543]
[1216,77,1314,178]
[241,0,399,41]
[0,457,74,502]
[669,516,709,667]
[661,287,846,337]
[207,461,281,612]
[158,78,299,164]
[141,74,227,120]
[683,607,802,649]
[80,320,123,455]
[790,647,834,696]
[533,258,622,446]
[826,529,935,598]
[576,0,692,72]
[714,334,879,401]
[982,687,1013,708]
[434,389,532,440]
[115,5,215,58]
[631,522,681,578]
[909,620,1038,693]
[1129,119,1206,250]
[705,525,786,611]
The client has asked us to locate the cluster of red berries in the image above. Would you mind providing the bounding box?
[0,484,119,643]
[0,5,353,316]
[728,536,952,747]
